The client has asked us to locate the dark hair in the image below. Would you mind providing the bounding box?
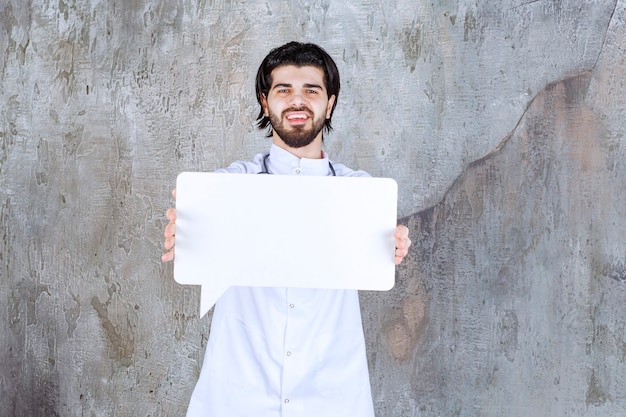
[255,41,340,134]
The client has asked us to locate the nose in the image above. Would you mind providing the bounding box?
[290,91,306,108]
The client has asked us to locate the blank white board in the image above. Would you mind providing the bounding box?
[173,172,398,316]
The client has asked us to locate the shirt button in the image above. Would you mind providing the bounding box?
[286,351,292,356]
[289,304,295,309]
[294,168,301,174]
[284,399,290,404]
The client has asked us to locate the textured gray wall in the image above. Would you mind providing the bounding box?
[1,0,625,416]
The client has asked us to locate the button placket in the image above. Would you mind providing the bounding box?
[282,292,294,410]
[286,300,294,358]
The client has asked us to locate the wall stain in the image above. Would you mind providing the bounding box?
[463,9,484,44]
[64,292,81,339]
[586,369,608,406]
[397,61,625,411]
[9,280,51,332]
[400,21,423,73]
[496,309,519,362]
[605,260,626,283]
[90,295,135,367]
[173,310,193,341]
[382,256,429,362]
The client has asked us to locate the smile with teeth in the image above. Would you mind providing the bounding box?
[286,113,309,121]
[285,111,311,126]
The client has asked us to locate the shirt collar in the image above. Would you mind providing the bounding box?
[267,144,332,176]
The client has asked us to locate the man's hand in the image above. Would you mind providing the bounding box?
[161,189,177,263]
[394,224,411,265]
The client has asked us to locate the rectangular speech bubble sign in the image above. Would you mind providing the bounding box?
[173,172,398,316]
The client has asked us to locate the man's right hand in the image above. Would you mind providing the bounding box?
[161,189,177,263]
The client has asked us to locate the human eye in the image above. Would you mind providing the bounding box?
[272,84,292,95]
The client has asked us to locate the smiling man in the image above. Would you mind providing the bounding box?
[162,42,411,417]
[260,64,334,154]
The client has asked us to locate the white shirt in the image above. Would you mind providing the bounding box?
[185,145,375,417]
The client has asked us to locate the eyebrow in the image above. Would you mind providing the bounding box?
[272,83,324,90]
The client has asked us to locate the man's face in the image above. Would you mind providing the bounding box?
[261,65,336,149]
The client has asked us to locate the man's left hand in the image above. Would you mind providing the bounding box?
[394,225,411,265]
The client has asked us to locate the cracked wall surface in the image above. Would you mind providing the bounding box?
[1,0,625,416]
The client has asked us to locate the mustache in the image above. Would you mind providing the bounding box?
[282,106,313,117]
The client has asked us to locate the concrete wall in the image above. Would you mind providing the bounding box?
[1,0,624,416]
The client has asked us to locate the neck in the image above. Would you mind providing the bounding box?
[272,135,324,159]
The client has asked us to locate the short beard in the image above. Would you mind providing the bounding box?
[269,108,326,148]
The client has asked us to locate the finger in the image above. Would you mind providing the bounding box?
[395,246,409,258]
[172,188,177,199]
[164,222,176,238]
[164,235,175,250]
[394,247,409,265]
[161,248,175,263]
[394,225,411,264]
[166,207,177,222]
[395,235,412,250]
[394,225,411,247]
[394,224,409,239]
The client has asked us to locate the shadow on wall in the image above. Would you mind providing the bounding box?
[376,69,626,415]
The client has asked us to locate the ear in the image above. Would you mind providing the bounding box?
[326,94,336,119]
[260,94,269,117]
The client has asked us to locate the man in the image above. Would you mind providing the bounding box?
[162,42,411,417]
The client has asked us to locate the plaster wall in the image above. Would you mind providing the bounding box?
[1,0,625,416]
